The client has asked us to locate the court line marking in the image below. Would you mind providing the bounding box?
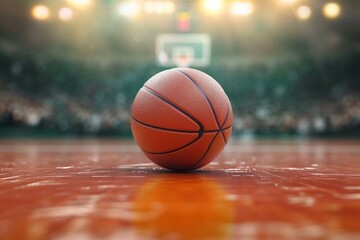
[0,145,359,153]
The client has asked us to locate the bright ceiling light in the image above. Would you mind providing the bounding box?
[203,0,223,15]
[230,1,254,16]
[323,2,341,19]
[66,0,92,9]
[31,5,50,21]
[296,5,311,20]
[59,7,74,21]
[117,1,140,17]
[278,0,297,4]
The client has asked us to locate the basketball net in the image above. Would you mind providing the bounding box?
[174,54,194,67]
[173,47,194,67]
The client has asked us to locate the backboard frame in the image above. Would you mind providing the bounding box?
[155,33,211,67]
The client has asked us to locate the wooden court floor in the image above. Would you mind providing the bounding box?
[0,140,359,239]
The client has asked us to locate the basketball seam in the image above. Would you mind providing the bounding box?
[139,129,232,155]
[176,70,227,143]
[191,132,220,169]
[140,85,204,154]
[132,116,231,133]
[142,85,204,133]
[190,102,231,169]
[143,134,202,155]
[221,104,231,145]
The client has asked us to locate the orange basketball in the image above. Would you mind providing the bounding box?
[131,68,233,170]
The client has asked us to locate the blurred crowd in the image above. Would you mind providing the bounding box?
[0,89,130,134]
[0,52,359,137]
[232,94,360,137]
[1,89,359,137]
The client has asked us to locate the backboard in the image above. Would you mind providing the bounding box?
[156,34,211,67]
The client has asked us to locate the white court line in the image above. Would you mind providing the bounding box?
[0,145,359,153]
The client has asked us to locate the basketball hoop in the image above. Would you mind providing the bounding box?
[173,47,194,67]
[155,34,211,67]
[173,53,194,67]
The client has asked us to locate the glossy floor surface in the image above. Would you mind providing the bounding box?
[0,140,359,240]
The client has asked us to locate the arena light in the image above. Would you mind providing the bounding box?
[323,2,341,19]
[144,1,175,14]
[278,0,297,4]
[296,5,311,20]
[31,5,50,21]
[59,7,74,21]
[117,1,140,17]
[203,0,223,15]
[230,1,254,16]
[66,0,92,9]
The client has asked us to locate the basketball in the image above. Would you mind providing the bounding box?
[131,68,233,170]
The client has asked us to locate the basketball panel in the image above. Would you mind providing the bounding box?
[191,132,225,169]
[131,119,199,153]
[178,68,231,128]
[131,88,200,131]
[144,132,216,170]
[223,103,233,129]
[144,69,219,130]
[221,127,233,145]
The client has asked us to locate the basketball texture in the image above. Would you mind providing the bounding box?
[131,68,233,170]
